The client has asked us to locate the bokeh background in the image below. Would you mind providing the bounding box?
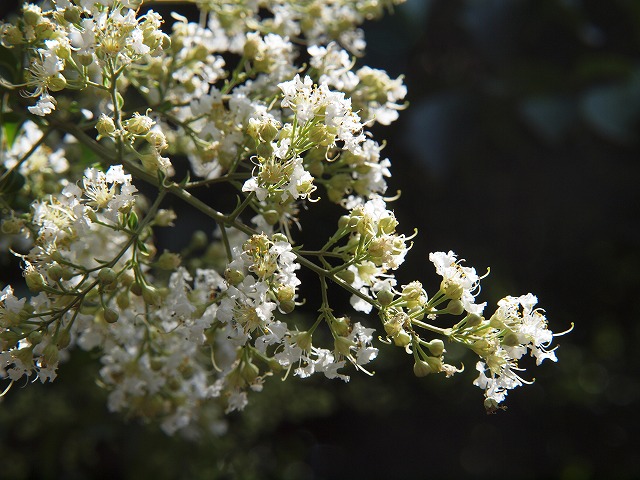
[1,0,640,478]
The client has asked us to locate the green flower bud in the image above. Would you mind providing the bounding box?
[96,114,116,137]
[262,210,280,225]
[376,289,394,307]
[393,330,411,347]
[130,281,143,296]
[25,271,46,293]
[125,113,154,135]
[191,230,208,249]
[278,299,295,314]
[156,251,181,270]
[425,356,443,373]
[23,5,42,26]
[446,299,464,316]
[224,268,244,286]
[142,285,163,306]
[256,142,273,159]
[48,74,67,92]
[98,267,117,285]
[276,285,295,302]
[335,269,355,284]
[413,360,432,377]
[502,331,520,347]
[441,280,463,300]
[103,308,119,323]
[426,339,445,357]
[116,291,130,310]
[23,328,40,345]
[464,313,484,328]
[154,209,176,227]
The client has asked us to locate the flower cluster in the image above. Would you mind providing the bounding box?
[0,0,565,435]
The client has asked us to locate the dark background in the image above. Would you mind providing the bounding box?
[1,0,640,478]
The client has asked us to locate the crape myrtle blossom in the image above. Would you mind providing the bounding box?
[0,0,565,434]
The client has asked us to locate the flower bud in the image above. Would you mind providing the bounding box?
[98,267,117,285]
[103,308,119,323]
[96,114,116,137]
[130,281,143,296]
[413,360,432,377]
[278,299,295,314]
[446,299,464,316]
[156,251,181,270]
[425,356,443,373]
[335,269,355,284]
[464,313,483,328]
[191,230,208,249]
[48,74,67,92]
[125,113,154,135]
[262,210,280,225]
[28,330,43,345]
[25,271,46,292]
[142,285,163,306]
[376,289,394,307]
[154,209,176,227]
[224,268,244,286]
[393,330,411,347]
[425,339,445,356]
[116,291,130,309]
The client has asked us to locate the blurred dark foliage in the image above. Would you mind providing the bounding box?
[2,0,640,478]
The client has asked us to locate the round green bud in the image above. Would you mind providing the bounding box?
[426,339,445,357]
[425,356,443,373]
[96,114,116,137]
[103,308,119,323]
[130,281,143,296]
[98,267,117,285]
[446,299,464,316]
[48,73,67,92]
[224,268,245,286]
[502,331,520,347]
[335,269,355,284]
[413,360,432,377]
[464,313,483,328]
[191,230,208,249]
[116,291,130,310]
[262,210,280,225]
[256,142,274,159]
[393,330,412,347]
[142,285,162,306]
[28,330,43,345]
[376,289,394,307]
[278,299,295,314]
[25,271,46,293]
[294,331,313,352]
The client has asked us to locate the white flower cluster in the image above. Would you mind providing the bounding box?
[0,0,565,434]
